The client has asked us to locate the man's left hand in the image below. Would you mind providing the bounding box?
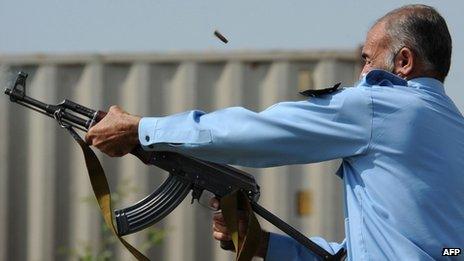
[85,105,141,157]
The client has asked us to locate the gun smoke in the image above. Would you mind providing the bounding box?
[0,66,15,91]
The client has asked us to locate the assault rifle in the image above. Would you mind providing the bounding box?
[5,71,345,260]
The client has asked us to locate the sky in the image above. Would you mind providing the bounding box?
[0,0,462,111]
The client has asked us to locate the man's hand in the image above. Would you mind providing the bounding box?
[85,105,141,157]
[210,198,270,258]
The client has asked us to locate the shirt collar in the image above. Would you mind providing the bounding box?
[407,77,446,94]
[357,69,408,87]
[357,69,446,95]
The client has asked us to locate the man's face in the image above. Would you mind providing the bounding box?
[360,22,395,78]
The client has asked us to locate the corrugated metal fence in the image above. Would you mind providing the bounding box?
[0,51,360,261]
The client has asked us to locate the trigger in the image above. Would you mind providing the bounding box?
[191,188,203,204]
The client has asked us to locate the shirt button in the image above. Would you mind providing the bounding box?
[145,135,150,142]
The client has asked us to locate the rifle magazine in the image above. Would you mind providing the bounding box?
[115,174,191,236]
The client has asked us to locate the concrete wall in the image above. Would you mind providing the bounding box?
[0,51,360,261]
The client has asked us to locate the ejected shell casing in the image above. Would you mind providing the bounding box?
[214,30,228,44]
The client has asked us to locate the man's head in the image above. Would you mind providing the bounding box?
[360,5,452,82]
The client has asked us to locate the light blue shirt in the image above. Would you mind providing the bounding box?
[138,70,464,260]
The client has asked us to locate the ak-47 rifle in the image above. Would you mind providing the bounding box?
[4,71,345,260]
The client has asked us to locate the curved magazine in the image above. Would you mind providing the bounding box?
[115,174,191,236]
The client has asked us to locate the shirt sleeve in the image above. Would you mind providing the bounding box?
[138,87,372,167]
[266,233,345,261]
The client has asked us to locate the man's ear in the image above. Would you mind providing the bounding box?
[394,47,415,79]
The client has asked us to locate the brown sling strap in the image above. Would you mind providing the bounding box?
[66,125,262,261]
[65,125,150,261]
[221,190,262,261]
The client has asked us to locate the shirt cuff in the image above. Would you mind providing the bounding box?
[138,115,213,151]
[266,233,319,261]
[265,233,344,261]
[138,117,159,148]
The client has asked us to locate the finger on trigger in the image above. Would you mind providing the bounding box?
[213,231,231,241]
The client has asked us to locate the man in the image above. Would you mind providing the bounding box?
[86,4,463,260]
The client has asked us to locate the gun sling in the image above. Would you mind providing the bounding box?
[65,124,263,261]
[221,190,262,261]
[63,120,343,260]
[64,125,150,261]
[67,124,344,261]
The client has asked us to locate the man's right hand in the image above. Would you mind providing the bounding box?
[210,198,270,259]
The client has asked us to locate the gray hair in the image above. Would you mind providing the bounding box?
[377,5,452,82]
